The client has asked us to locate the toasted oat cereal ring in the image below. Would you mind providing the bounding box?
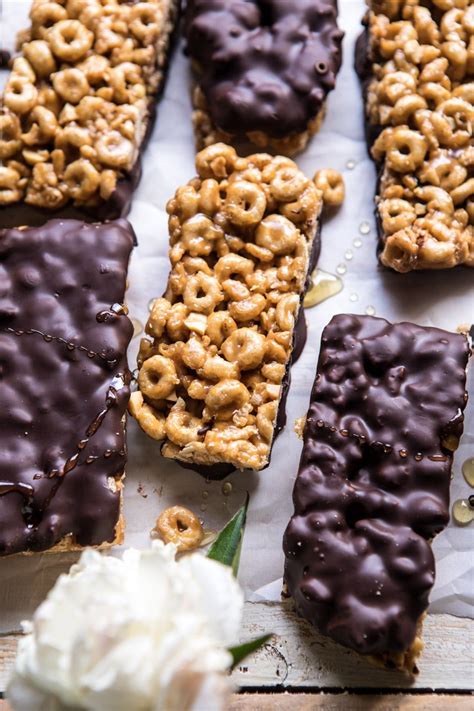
[195,142,237,179]
[225,180,267,226]
[165,406,204,447]
[228,293,266,322]
[183,272,223,314]
[4,75,38,115]
[205,379,250,419]
[23,40,56,78]
[385,128,428,173]
[31,2,68,35]
[48,20,94,63]
[130,3,161,43]
[154,505,204,552]
[0,114,22,160]
[221,328,267,370]
[313,169,345,207]
[128,391,166,441]
[96,130,134,170]
[255,214,299,255]
[64,159,100,201]
[270,166,308,202]
[53,68,90,104]
[138,355,179,400]
[206,311,237,346]
[0,166,24,205]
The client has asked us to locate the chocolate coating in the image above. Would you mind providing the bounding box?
[185,0,343,138]
[354,26,383,152]
[284,314,469,659]
[0,219,134,555]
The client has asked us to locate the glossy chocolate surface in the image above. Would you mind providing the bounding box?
[284,314,469,658]
[0,219,134,555]
[185,0,343,138]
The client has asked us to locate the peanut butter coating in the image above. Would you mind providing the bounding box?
[284,314,469,661]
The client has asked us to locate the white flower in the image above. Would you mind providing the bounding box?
[7,542,244,711]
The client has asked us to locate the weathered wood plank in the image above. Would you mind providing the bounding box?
[229,693,474,710]
[1,695,472,711]
[0,603,473,692]
[231,602,474,691]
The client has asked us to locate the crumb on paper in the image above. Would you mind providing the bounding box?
[137,483,148,499]
[294,416,306,439]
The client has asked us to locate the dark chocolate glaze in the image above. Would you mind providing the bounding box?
[174,221,322,480]
[283,314,469,659]
[0,219,134,555]
[185,0,344,139]
[0,50,10,69]
[354,24,394,259]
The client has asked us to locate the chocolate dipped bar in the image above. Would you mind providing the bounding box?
[355,1,473,272]
[0,0,179,227]
[184,0,344,155]
[131,143,323,475]
[284,314,470,673]
[0,219,134,555]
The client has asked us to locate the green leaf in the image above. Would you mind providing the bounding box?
[207,492,249,576]
[228,634,272,670]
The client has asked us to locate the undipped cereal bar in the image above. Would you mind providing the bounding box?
[131,143,323,475]
[284,314,470,674]
[0,219,134,555]
[0,0,179,225]
[184,0,344,156]
[356,0,473,272]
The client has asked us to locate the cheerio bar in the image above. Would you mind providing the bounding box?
[184,0,343,156]
[130,143,324,475]
[356,0,473,272]
[284,314,470,674]
[0,219,134,555]
[0,0,179,226]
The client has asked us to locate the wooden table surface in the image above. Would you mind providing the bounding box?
[1,601,473,708]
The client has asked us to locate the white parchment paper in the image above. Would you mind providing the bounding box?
[0,0,473,632]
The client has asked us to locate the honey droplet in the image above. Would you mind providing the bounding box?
[346,159,356,170]
[349,293,359,302]
[131,317,143,338]
[359,221,371,235]
[452,498,474,526]
[202,490,209,500]
[222,481,233,496]
[336,263,347,275]
[462,458,474,487]
[365,305,375,316]
[200,502,207,512]
[303,268,343,309]
[441,433,459,452]
[353,238,362,248]
[345,250,353,261]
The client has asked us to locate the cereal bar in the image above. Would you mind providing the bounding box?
[356,0,473,271]
[0,219,134,555]
[184,0,344,156]
[0,0,179,225]
[284,314,470,673]
[131,143,323,474]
